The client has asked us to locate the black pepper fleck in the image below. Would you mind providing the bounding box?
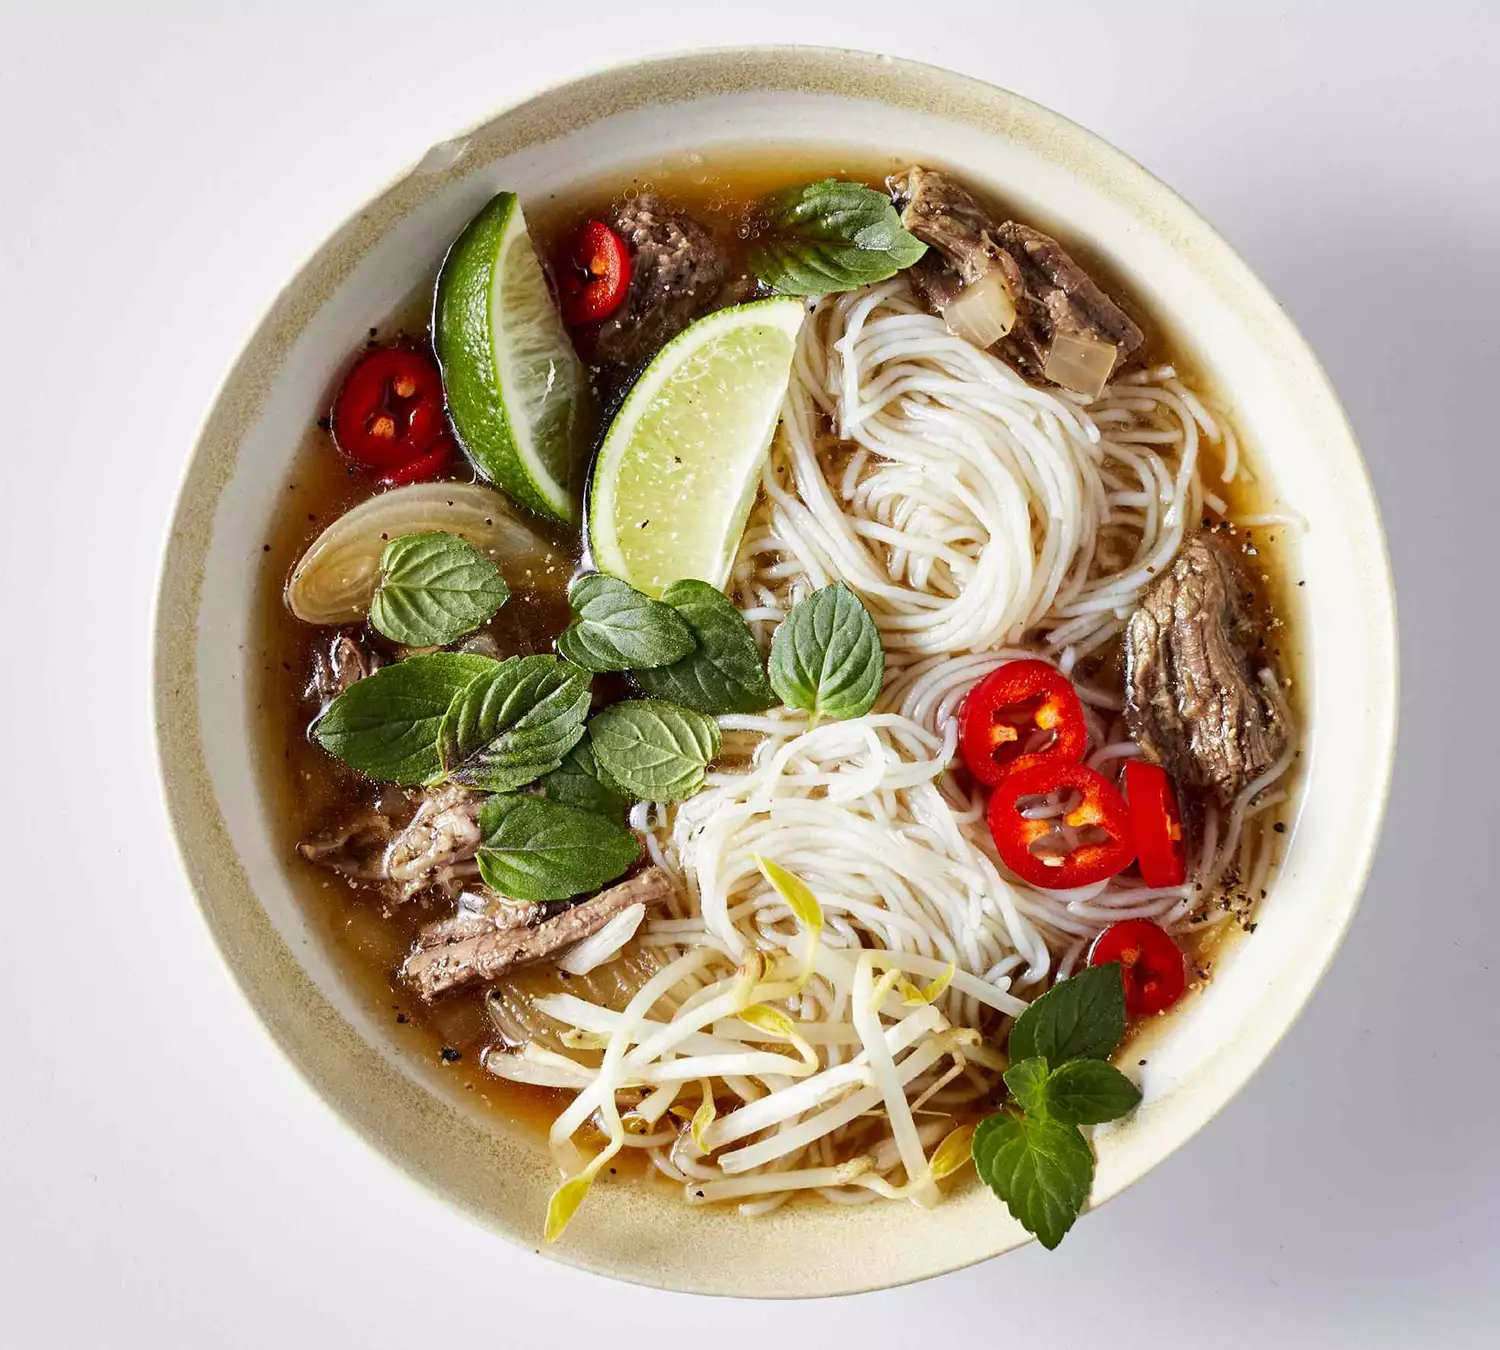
[440,1046,461,1063]
[395,1012,409,1024]
[1273,822,1286,834]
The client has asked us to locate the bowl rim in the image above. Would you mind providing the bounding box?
[152,43,1398,1297]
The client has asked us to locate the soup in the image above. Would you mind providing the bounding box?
[253,150,1300,1249]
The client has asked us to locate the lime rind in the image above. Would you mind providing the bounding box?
[588,297,806,596]
[435,193,584,523]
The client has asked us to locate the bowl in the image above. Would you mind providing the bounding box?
[153,46,1397,1297]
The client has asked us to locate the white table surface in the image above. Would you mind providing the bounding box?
[3,1,1495,1344]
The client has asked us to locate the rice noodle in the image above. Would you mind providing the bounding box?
[733,283,1205,670]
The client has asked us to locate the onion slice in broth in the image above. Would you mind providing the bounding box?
[940,269,1016,349]
[285,482,563,624]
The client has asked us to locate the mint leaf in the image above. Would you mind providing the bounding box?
[476,793,641,902]
[556,573,695,672]
[972,1111,1094,1251]
[539,739,630,822]
[314,652,493,784]
[1039,1059,1142,1125]
[1003,1055,1142,1125]
[438,655,590,792]
[632,580,775,715]
[588,699,721,802]
[1008,963,1126,1065]
[768,583,883,723]
[1002,1057,1052,1116]
[750,180,928,297]
[368,531,510,646]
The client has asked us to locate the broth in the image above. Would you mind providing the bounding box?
[250,149,1304,1145]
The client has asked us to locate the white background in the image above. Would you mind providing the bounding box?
[2,2,1496,1345]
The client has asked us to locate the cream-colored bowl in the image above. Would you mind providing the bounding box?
[154,47,1396,1297]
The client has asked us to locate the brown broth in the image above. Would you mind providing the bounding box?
[249,149,1305,1144]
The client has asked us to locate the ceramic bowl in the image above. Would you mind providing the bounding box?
[154,47,1397,1297]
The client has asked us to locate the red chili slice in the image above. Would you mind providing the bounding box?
[559,220,631,325]
[331,345,446,472]
[1124,761,1188,888]
[1089,919,1187,1016]
[959,660,1088,788]
[376,435,455,486]
[987,760,1135,889]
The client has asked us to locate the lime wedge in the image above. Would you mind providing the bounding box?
[588,297,805,595]
[435,192,585,523]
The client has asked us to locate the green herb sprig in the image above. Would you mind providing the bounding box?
[588,699,722,802]
[439,654,591,791]
[475,792,641,902]
[632,580,776,714]
[768,582,884,723]
[749,180,928,296]
[368,532,509,646]
[971,963,1143,1249]
[556,573,695,672]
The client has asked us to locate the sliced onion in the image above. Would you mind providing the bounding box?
[481,1045,596,1090]
[556,903,647,977]
[285,482,565,625]
[1044,330,1119,398]
[941,269,1016,349]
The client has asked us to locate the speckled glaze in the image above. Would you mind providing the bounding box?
[153,48,1397,1297]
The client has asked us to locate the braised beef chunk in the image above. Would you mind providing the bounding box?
[413,896,564,952]
[297,810,394,882]
[383,785,484,899]
[893,165,1143,389]
[895,165,1003,286]
[309,630,380,709]
[592,195,727,368]
[1125,536,1289,804]
[991,220,1144,381]
[297,783,483,903]
[403,867,674,1000]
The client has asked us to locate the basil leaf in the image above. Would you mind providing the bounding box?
[588,699,721,802]
[972,1111,1094,1251]
[476,793,641,902]
[749,179,927,297]
[539,739,630,823]
[439,655,591,792]
[1002,1057,1052,1117]
[314,653,493,784]
[1008,963,1126,1065]
[368,531,510,646]
[632,580,775,715]
[1038,1060,1142,1125]
[768,583,883,722]
[556,573,696,673]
